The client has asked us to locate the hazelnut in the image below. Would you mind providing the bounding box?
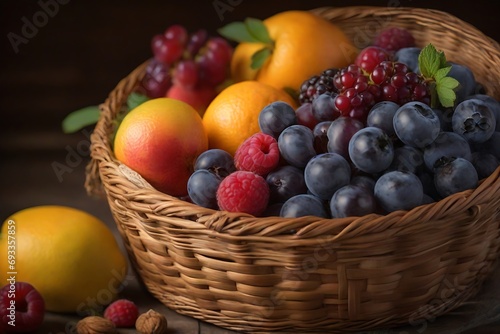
[76,316,117,334]
[135,309,168,334]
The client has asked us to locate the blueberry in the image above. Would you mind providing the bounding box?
[374,171,423,212]
[313,121,332,154]
[448,63,476,104]
[389,145,424,174]
[278,125,316,168]
[348,127,394,174]
[480,132,500,160]
[367,101,399,138]
[434,157,478,198]
[312,93,340,122]
[330,185,376,218]
[464,94,500,131]
[394,47,421,72]
[280,194,328,218]
[393,101,441,148]
[327,116,364,160]
[471,152,499,179]
[350,175,376,193]
[452,99,496,143]
[433,107,454,131]
[187,170,222,209]
[194,149,236,177]
[266,165,307,203]
[304,153,351,200]
[423,131,472,170]
[258,101,297,139]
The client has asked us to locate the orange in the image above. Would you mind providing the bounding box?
[202,80,298,155]
[114,98,208,196]
[0,205,128,313]
[230,10,358,91]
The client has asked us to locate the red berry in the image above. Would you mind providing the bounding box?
[374,27,415,52]
[370,61,430,105]
[0,282,45,333]
[103,299,139,328]
[217,171,270,216]
[354,46,392,73]
[234,133,280,176]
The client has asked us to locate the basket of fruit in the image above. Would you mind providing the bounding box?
[85,6,500,333]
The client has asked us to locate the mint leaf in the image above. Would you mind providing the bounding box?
[244,18,273,45]
[436,84,456,108]
[436,77,459,107]
[62,106,100,134]
[218,22,261,43]
[418,44,441,78]
[251,46,272,70]
[438,76,460,90]
[434,66,451,81]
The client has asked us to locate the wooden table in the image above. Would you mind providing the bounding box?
[1,1,499,333]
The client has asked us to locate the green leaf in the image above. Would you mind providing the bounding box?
[251,46,272,70]
[127,92,149,110]
[62,106,100,134]
[418,44,441,78]
[434,66,451,81]
[217,22,261,43]
[436,84,456,108]
[438,76,460,90]
[244,18,273,45]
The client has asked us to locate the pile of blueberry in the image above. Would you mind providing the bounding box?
[187,27,500,219]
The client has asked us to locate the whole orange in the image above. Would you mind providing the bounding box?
[230,10,357,91]
[202,80,297,155]
[114,98,208,196]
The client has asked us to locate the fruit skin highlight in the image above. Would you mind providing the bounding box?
[230,10,357,91]
[114,97,208,197]
[0,205,128,313]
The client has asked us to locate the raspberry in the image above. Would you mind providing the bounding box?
[0,282,45,333]
[234,133,280,176]
[374,27,415,52]
[217,171,270,216]
[354,46,392,73]
[104,299,139,328]
[298,68,340,104]
[370,61,430,105]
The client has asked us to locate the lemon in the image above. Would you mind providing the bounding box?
[0,205,128,313]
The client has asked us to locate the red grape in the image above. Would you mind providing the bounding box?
[174,60,198,89]
[164,24,188,46]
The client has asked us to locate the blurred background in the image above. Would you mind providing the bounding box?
[1,1,499,333]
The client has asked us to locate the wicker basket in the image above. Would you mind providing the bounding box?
[85,6,500,333]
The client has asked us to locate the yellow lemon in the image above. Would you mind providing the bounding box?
[0,205,128,313]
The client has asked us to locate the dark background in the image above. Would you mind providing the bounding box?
[1,1,499,333]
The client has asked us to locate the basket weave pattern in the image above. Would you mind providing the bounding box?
[86,6,500,333]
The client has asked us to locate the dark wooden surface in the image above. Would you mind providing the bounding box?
[1,1,500,333]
